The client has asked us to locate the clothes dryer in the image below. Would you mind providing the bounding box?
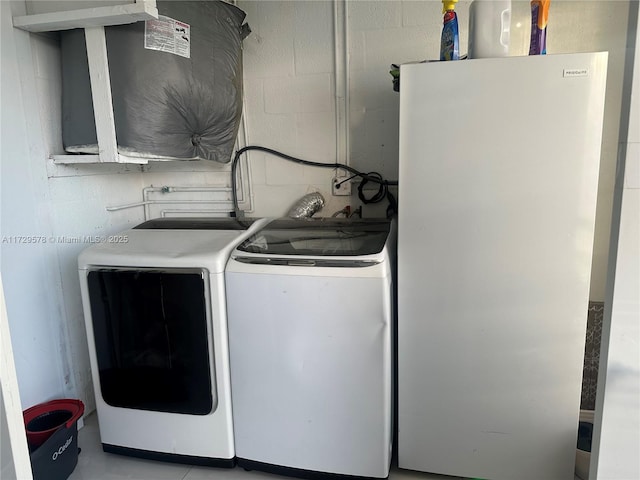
[226,218,395,478]
[78,217,268,465]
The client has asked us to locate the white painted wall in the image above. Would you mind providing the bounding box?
[0,390,17,480]
[591,5,640,478]
[1,0,145,414]
[2,1,75,409]
[1,278,32,479]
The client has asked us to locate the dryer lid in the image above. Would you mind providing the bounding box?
[236,218,391,256]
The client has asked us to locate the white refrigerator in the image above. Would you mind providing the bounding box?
[397,52,607,480]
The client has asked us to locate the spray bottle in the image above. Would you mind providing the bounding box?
[529,0,550,55]
[440,0,459,61]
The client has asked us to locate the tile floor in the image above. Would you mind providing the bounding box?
[68,413,581,480]
[68,413,461,480]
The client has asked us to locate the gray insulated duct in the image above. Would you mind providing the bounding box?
[287,192,325,219]
[61,1,249,163]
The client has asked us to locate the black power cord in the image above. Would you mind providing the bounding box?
[231,146,398,218]
[357,171,398,219]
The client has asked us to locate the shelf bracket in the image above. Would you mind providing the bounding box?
[13,1,159,164]
[84,26,119,164]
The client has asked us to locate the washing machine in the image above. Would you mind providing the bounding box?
[77,217,269,465]
[226,218,395,479]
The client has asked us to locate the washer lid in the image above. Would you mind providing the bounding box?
[135,217,259,230]
[236,218,391,256]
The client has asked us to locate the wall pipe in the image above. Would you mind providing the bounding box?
[160,209,231,218]
[107,185,237,219]
[333,0,350,168]
[142,186,233,220]
[106,199,231,210]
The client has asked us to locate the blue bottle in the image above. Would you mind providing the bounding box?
[440,0,459,61]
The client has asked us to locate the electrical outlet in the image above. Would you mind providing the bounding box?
[332,174,352,196]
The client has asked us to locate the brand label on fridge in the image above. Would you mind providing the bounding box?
[563,68,589,78]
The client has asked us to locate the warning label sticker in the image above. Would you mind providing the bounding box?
[144,15,190,59]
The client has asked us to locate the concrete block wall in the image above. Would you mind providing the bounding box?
[237,0,349,218]
[348,0,469,184]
